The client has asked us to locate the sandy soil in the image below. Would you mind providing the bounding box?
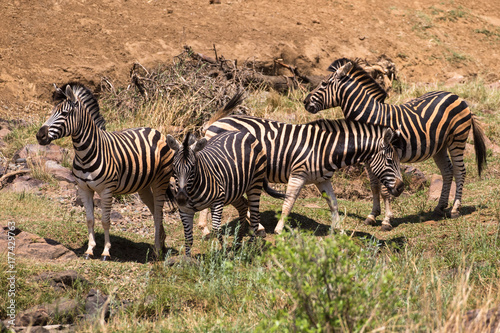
[1,0,499,119]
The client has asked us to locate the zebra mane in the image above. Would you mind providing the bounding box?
[182,132,192,158]
[327,58,387,103]
[53,82,106,130]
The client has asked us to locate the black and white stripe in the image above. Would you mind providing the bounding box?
[205,115,404,234]
[304,58,487,229]
[167,131,285,256]
[36,83,174,260]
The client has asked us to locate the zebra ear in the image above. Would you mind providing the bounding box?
[382,128,395,147]
[54,83,65,96]
[335,62,353,79]
[65,85,77,104]
[193,138,208,153]
[166,135,180,151]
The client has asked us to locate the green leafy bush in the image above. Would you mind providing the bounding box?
[262,231,404,332]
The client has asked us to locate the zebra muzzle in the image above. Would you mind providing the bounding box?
[305,102,320,114]
[390,178,405,197]
[36,126,51,145]
[176,188,189,207]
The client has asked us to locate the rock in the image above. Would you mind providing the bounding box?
[110,211,123,220]
[0,227,77,261]
[7,175,44,192]
[12,143,69,163]
[444,73,465,87]
[462,304,500,333]
[402,165,427,192]
[84,289,110,322]
[34,271,87,291]
[0,126,10,140]
[45,161,75,183]
[15,297,79,326]
[489,80,500,89]
[428,174,456,202]
[13,144,70,164]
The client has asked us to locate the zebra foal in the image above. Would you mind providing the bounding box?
[205,115,404,234]
[166,131,285,257]
[304,58,487,229]
[36,83,174,260]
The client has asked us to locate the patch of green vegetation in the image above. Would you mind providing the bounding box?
[437,6,469,22]
[411,11,434,33]
[445,49,470,64]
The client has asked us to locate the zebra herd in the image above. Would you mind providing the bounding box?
[36,57,487,260]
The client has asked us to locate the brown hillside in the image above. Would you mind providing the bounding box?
[1,0,499,118]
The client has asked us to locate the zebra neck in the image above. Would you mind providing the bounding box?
[341,90,395,128]
[71,114,107,161]
[324,123,380,169]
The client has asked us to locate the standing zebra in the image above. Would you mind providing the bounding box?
[205,115,404,234]
[304,58,487,230]
[36,83,174,260]
[166,131,285,257]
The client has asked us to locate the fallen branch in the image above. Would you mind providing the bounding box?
[0,169,31,188]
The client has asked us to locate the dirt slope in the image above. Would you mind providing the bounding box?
[1,0,499,118]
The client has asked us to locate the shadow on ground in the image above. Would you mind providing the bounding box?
[69,234,179,264]
[221,210,408,251]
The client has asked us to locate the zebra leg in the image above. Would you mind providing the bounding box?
[275,176,306,234]
[99,190,114,261]
[210,203,225,248]
[246,188,263,241]
[197,208,212,238]
[432,148,454,216]
[315,180,340,228]
[379,185,394,231]
[231,197,250,243]
[365,165,382,226]
[80,187,96,259]
[179,210,195,257]
[449,145,467,218]
[138,187,166,258]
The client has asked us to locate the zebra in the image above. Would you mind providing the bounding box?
[166,131,285,257]
[36,83,175,260]
[304,58,488,230]
[205,115,405,234]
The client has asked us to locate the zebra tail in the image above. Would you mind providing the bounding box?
[202,91,245,132]
[471,114,488,177]
[263,178,286,200]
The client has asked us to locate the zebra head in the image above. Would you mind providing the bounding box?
[36,85,80,145]
[36,83,105,145]
[367,128,405,197]
[303,60,354,114]
[166,132,207,207]
[304,58,388,114]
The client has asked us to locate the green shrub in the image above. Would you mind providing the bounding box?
[261,231,404,332]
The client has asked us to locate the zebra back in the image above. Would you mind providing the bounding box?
[205,115,402,192]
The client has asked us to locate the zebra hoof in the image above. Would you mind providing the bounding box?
[255,229,267,238]
[84,253,93,260]
[101,255,110,261]
[450,211,460,219]
[364,217,377,226]
[381,224,393,232]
